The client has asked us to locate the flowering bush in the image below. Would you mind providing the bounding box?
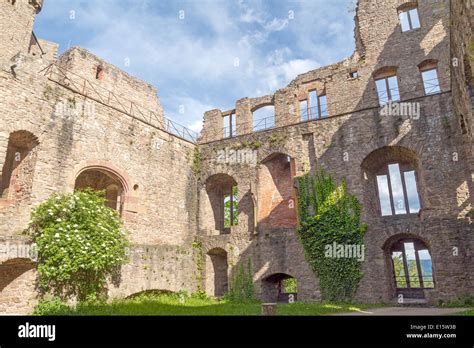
[27,189,129,301]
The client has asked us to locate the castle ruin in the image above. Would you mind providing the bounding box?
[0,0,472,313]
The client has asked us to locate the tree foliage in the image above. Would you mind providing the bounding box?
[27,189,129,302]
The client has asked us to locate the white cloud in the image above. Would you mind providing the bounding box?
[35,0,354,129]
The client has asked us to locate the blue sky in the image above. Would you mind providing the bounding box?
[34,0,356,132]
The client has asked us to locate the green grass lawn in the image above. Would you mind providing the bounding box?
[455,308,474,316]
[35,293,376,316]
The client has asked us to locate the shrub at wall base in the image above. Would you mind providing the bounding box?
[27,189,129,302]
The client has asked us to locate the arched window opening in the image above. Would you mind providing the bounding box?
[262,273,297,303]
[376,163,420,216]
[300,90,328,121]
[361,146,423,218]
[0,258,36,314]
[418,60,441,95]
[389,238,434,299]
[374,67,400,105]
[95,65,104,80]
[205,248,228,298]
[257,153,297,231]
[0,131,39,202]
[398,3,421,32]
[74,168,125,214]
[252,105,275,132]
[204,174,238,234]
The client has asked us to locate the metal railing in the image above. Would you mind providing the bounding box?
[300,103,328,121]
[40,63,199,143]
[253,115,276,132]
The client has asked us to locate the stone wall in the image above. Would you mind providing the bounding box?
[197,0,473,304]
[0,0,42,67]
[0,3,200,312]
[0,0,472,313]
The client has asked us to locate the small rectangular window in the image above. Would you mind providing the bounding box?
[404,242,421,288]
[377,175,393,216]
[409,8,421,29]
[319,95,328,117]
[223,113,236,138]
[392,251,407,288]
[308,90,318,120]
[421,69,441,95]
[388,163,406,215]
[387,76,400,101]
[223,186,238,228]
[223,115,230,138]
[375,76,400,105]
[403,170,420,213]
[399,7,421,32]
[349,71,358,78]
[300,99,308,121]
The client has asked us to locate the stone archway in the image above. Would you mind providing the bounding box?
[257,153,297,231]
[0,258,37,314]
[384,235,435,300]
[261,273,297,303]
[75,168,126,213]
[205,248,228,297]
[201,174,238,235]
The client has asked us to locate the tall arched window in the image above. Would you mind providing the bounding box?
[373,67,400,105]
[252,105,275,132]
[361,146,423,217]
[398,2,421,32]
[74,168,125,214]
[205,248,228,297]
[376,163,421,216]
[203,174,238,234]
[0,131,39,202]
[418,60,441,95]
[257,153,297,230]
[388,238,434,299]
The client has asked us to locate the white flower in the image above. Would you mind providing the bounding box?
[54,233,60,238]
[73,224,78,228]
[56,218,61,222]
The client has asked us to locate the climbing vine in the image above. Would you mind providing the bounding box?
[225,259,254,303]
[297,168,367,301]
[191,147,203,178]
[192,237,205,295]
[27,189,129,302]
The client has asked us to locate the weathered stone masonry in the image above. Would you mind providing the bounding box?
[0,0,472,313]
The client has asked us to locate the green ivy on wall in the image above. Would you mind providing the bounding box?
[225,258,254,303]
[191,237,205,295]
[297,168,367,301]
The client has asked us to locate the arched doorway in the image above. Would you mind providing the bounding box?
[0,258,37,314]
[257,153,297,231]
[202,174,238,234]
[205,248,228,297]
[388,238,434,299]
[0,130,39,202]
[74,168,125,213]
[262,273,297,303]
